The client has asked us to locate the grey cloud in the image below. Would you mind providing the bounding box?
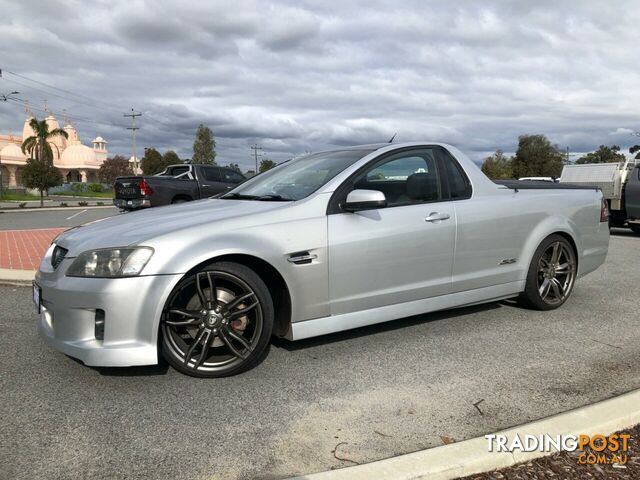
[1,0,639,169]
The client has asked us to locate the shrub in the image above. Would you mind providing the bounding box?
[19,202,27,208]
[78,201,89,206]
[88,183,104,193]
[97,201,105,206]
[70,183,88,193]
[60,202,68,207]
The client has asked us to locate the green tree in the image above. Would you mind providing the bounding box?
[630,145,640,160]
[141,148,175,175]
[99,155,132,184]
[21,116,68,162]
[481,150,513,179]
[192,124,216,165]
[576,145,626,164]
[163,150,181,165]
[22,158,63,207]
[511,134,564,178]
[226,163,241,173]
[259,159,276,172]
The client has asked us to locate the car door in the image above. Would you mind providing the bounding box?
[219,168,246,189]
[198,166,229,197]
[327,147,456,316]
[625,165,640,220]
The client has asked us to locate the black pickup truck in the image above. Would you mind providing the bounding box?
[113,164,246,210]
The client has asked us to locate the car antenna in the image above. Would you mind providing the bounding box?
[388,133,397,143]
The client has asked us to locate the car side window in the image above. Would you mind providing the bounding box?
[169,166,189,177]
[202,167,221,182]
[353,149,441,207]
[221,170,245,183]
[442,152,472,199]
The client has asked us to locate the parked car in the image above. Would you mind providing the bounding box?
[560,160,640,233]
[113,164,246,210]
[35,142,609,377]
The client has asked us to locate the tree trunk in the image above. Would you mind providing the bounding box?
[40,189,44,208]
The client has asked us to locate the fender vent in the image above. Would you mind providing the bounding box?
[51,245,68,269]
[287,251,317,265]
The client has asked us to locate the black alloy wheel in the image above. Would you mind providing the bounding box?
[161,262,273,377]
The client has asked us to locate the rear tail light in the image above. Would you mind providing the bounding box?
[600,197,609,223]
[138,179,153,197]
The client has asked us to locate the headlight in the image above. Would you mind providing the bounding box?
[66,247,154,278]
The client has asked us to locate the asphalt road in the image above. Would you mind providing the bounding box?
[1,231,639,480]
[0,207,120,230]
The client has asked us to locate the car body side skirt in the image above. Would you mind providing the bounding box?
[286,279,525,340]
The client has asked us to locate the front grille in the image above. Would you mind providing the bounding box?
[51,245,68,269]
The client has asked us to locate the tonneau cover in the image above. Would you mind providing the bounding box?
[494,180,599,191]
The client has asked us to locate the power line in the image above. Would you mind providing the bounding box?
[0,76,124,115]
[3,69,126,113]
[4,97,127,130]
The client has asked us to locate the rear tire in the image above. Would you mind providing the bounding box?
[171,197,190,204]
[520,235,577,310]
[629,224,640,235]
[160,262,274,378]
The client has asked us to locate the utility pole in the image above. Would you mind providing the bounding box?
[563,146,580,165]
[250,144,263,173]
[124,109,142,172]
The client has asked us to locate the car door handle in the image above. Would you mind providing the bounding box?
[425,212,451,223]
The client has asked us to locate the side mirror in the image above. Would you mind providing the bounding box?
[343,189,387,212]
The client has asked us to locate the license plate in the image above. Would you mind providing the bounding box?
[118,187,137,196]
[33,282,41,314]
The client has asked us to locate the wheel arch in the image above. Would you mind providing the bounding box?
[178,253,292,337]
[171,194,193,203]
[520,217,582,279]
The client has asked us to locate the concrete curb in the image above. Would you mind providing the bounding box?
[292,389,640,480]
[0,205,115,213]
[0,268,35,286]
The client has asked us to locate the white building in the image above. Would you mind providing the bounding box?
[0,113,108,189]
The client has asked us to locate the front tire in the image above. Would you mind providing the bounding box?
[629,224,640,235]
[161,262,274,378]
[520,235,577,310]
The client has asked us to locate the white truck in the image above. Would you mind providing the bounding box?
[560,159,640,233]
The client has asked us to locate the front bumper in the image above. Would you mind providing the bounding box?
[36,264,182,367]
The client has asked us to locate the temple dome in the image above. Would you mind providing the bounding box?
[45,114,60,132]
[59,144,96,167]
[0,143,26,160]
[22,116,35,140]
[64,124,81,145]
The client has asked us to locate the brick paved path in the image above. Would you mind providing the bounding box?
[0,228,66,270]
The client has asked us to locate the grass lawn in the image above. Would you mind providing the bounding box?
[1,190,114,202]
[49,190,114,198]
[0,192,41,201]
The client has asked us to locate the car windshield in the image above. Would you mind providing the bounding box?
[221,149,375,201]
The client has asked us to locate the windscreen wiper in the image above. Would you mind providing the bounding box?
[220,192,259,200]
[255,194,293,201]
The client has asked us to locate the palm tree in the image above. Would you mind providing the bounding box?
[21,117,68,163]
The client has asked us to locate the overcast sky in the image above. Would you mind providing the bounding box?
[1,0,639,169]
